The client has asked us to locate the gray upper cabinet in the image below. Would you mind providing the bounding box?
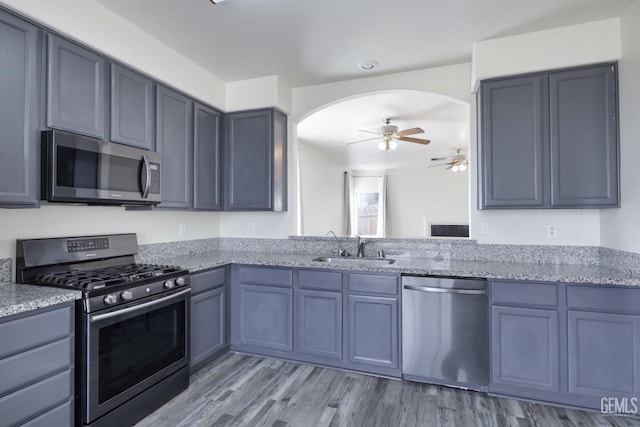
[156,85,193,209]
[47,34,106,139]
[0,10,40,207]
[193,103,222,210]
[480,75,547,208]
[479,63,619,209]
[110,64,154,150]
[224,108,287,211]
[549,65,619,207]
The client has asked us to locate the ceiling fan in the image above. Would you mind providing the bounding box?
[430,148,469,172]
[347,117,431,151]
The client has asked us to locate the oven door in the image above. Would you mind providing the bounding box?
[81,288,190,425]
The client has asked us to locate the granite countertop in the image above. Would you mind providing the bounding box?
[151,250,640,287]
[0,283,81,319]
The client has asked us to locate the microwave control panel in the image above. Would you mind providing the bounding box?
[149,163,160,194]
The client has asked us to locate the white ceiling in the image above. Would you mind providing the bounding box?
[96,0,632,87]
[296,91,469,170]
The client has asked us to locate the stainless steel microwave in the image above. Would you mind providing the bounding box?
[41,130,161,205]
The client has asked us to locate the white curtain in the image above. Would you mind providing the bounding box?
[343,172,354,236]
[378,174,389,238]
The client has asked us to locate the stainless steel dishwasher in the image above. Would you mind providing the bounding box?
[402,275,489,391]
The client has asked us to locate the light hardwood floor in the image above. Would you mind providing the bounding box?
[136,353,640,427]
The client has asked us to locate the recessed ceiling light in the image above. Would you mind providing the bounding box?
[357,60,378,71]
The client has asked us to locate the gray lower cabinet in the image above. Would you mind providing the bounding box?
[491,306,560,394]
[193,103,222,210]
[231,266,400,377]
[566,285,640,410]
[491,280,640,413]
[190,267,227,372]
[0,10,40,207]
[110,63,155,150]
[156,85,193,209]
[47,34,107,139]
[0,302,74,426]
[479,63,619,209]
[231,265,294,355]
[295,269,343,361]
[344,272,401,376]
[224,108,287,211]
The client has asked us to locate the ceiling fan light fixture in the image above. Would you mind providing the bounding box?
[377,141,387,151]
[458,163,467,172]
[451,164,460,172]
[389,140,398,150]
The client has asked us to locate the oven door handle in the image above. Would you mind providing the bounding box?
[90,289,190,323]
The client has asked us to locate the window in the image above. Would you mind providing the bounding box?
[349,175,387,238]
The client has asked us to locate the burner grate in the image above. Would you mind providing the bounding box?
[36,263,183,290]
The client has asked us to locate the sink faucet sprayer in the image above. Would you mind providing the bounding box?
[327,231,348,257]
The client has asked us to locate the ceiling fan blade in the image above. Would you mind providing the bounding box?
[346,137,379,145]
[397,136,431,145]
[430,157,447,162]
[357,129,380,135]
[397,127,424,136]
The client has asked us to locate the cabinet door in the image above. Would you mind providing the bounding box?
[224,109,273,210]
[193,103,221,210]
[110,63,154,150]
[47,34,106,139]
[0,11,39,206]
[347,295,398,369]
[191,287,225,370]
[567,310,640,408]
[235,284,292,352]
[491,306,560,395]
[156,85,193,209]
[549,65,619,207]
[480,75,547,208]
[295,289,342,360]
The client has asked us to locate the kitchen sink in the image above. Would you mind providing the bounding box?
[312,256,396,265]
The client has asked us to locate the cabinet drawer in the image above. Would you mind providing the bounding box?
[0,304,72,359]
[237,266,292,288]
[191,267,226,294]
[0,337,72,397]
[567,285,640,315]
[347,273,398,296]
[0,369,72,427]
[297,269,342,292]
[491,281,557,307]
[22,400,72,427]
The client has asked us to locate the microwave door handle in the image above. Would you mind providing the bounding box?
[141,155,151,198]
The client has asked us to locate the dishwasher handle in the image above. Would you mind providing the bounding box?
[403,284,486,295]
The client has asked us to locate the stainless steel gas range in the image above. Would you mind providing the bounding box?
[16,233,191,427]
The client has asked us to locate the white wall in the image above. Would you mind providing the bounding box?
[471,18,622,92]
[298,140,346,236]
[600,0,640,253]
[226,76,292,114]
[0,205,219,259]
[387,166,469,238]
[0,0,226,108]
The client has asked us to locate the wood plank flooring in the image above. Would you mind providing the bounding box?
[136,353,640,427]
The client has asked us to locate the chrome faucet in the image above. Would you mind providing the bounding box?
[356,235,367,258]
[327,231,348,257]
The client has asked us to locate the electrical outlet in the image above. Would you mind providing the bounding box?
[480,223,489,235]
[547,225,557,237]
[178,224,187,236]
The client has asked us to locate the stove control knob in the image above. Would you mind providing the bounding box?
[164,279,175,289]
[176,276,187,286]
[120,290,133,301]
[103,294,118,305]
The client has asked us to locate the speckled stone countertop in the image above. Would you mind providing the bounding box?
[150,250,640,287]
[0,283,81,319]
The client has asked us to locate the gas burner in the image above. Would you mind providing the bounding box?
[36,263,184,290]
